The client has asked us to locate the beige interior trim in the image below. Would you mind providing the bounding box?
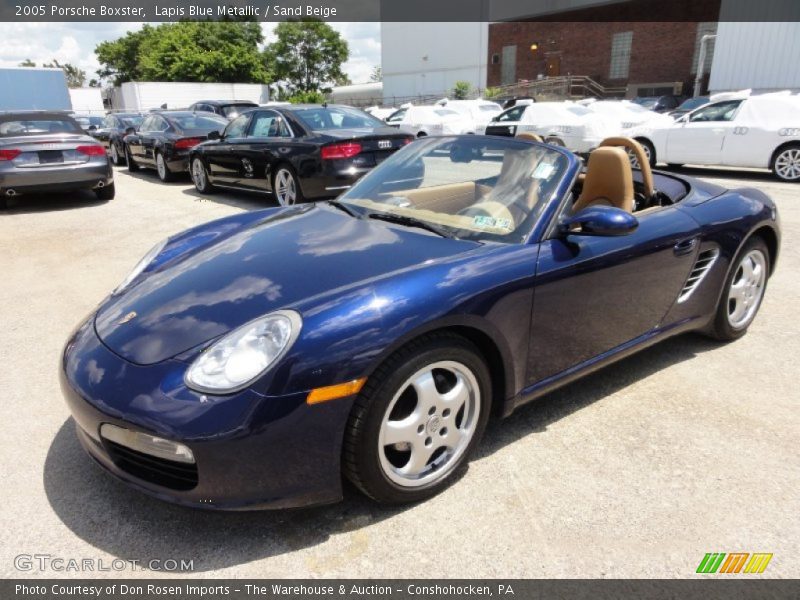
[572,146,634,214]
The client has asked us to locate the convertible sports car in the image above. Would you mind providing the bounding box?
[61,135,780,509]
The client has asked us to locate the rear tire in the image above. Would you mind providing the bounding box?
[772,144,800,182]
[707,237,770,341]
[95,183,115,201]
[272,165,303,206]
[156,151,173,182]
[110,142,124,166]
[126,145,139,172]
[191,157,215,194]
[343,333,492,504]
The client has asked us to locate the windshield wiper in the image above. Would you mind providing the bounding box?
[325,199,361,218]
[368,211,455,239]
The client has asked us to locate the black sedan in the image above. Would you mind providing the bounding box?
[0,112,113,208]
[189,104,413,205]
[188,100,259,120]
[88,113,144,165]
[123,111,228,182]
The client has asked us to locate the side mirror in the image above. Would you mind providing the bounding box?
[207,130,221,141]
[559,205,638,236]
[125,127,136,136]
[88,125,97,131]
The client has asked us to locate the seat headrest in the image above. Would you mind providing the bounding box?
[572,147,634,214]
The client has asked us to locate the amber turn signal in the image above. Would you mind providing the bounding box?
[306,378,367,405]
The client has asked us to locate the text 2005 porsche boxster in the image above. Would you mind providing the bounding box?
[61,135,780,509]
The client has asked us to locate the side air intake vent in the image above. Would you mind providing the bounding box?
[678,247,719,303]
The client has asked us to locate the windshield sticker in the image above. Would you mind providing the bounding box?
[473,215,513,231]
[533,162,556,179]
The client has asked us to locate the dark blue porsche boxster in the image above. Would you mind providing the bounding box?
[61,135,780,509]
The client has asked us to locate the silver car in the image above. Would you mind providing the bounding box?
[0,112,114,209]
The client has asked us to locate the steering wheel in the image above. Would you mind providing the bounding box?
[598,136,655,200]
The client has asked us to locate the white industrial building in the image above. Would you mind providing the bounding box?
[107,82,270,111]
[709,22,800,93]
[381,22,488,103]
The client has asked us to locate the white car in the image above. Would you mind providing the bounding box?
[584,99,673,130]
[627,92,800,182]
[484,102,618,153]
[364,106,397,121]
[434,99,503,134]
[385,105,474,137]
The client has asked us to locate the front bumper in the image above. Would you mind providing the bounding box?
[0,159,112,195]
[60,316,350,510]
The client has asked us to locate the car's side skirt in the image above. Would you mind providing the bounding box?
[506,316,705,415]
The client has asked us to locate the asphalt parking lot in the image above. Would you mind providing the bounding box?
[0,164,797,579]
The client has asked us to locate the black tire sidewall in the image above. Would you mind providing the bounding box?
[126,145,139,171]
[347,335,492,504]
[712,237,770,340]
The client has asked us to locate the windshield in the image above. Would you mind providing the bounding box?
[169,114,228,131]
[221,104,257,118]
[292,106,386,131]
[75,116,104,128]
[677,97,708,111]
[0,116,83,137]
[338,136,568,243]
[633,97,657,108]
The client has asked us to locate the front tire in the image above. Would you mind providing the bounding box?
[191,157,214,194]
[632,138,656,168]
[125,145,139,172]
[708,237,770,341]
[772,144,800,182]
[155,151,173,182]
[343,333,492,504]
[272,165,303,206]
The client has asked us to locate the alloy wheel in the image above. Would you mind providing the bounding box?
[774,148,800,181]
[110,143,119,164]
[378,361,480,488]
[727,249,767,329]
[192,158,207,190]
[275,169,297,206]
[157,153,167,180]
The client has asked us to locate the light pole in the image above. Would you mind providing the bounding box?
[694,33,716,97]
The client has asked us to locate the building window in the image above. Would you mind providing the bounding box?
[691,22,717,74]
[609,31,633,79]
[491,54,500,65]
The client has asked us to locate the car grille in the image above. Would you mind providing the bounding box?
[678,248,719,303]
[105,439,199,491]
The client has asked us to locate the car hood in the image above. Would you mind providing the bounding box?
[95,205,478,365]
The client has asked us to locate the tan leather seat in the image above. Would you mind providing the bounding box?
[516,132,543,143]
[572,146,634,214]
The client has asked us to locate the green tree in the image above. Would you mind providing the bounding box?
[18,58,86,87]
[287,90,327,104]
[452,80,472,100]
[484,86,502,99]
[96,21,269,85]
[370,66,382,82]
[265,20,349,94]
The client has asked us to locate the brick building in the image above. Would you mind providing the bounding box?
[487,0,721,97]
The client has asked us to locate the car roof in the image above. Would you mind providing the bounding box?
[193,100,258,106]
[0,111,76,120]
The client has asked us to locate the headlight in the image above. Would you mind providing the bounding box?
[114,238,168,294]
[185,310,302,394]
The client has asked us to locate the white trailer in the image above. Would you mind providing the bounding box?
[0,67,71,111]
[68,88,105,115]
[108,81,270,111]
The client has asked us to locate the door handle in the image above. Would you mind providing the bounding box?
[674,238,697,256]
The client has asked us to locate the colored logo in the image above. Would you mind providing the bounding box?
[696,553,773,574]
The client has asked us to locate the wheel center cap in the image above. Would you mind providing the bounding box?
[427,415,441,434]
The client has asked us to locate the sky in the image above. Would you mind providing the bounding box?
[0,21,381,85]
